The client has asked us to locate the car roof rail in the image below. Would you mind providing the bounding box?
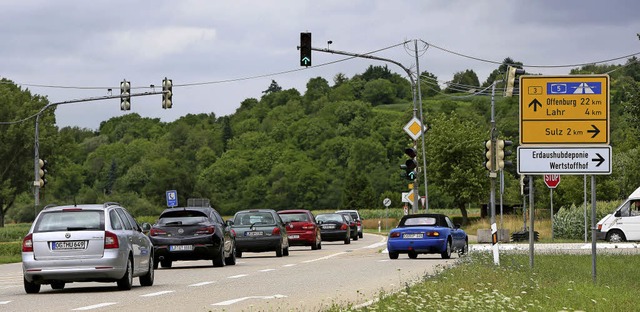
[43,204,58,210]
[103,202,121,208]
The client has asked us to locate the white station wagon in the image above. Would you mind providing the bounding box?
[21,202,154,293]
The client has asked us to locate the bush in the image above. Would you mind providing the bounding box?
[553,200,621,240]
[0,242,22,257]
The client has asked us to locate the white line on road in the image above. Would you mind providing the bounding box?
[189,281,216,287]
[72,302,118,310]
[259,269,276,272]
[0,301,10,305]
[211,294,287,306]
[302,252,347,263]
[228,274,248,279]
[141,290,175,297]
[282,264,297,267]
[362,235,387,249]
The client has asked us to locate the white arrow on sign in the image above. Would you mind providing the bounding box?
[517,146,611,175]
[401,191,415,203]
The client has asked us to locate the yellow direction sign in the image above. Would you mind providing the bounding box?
[519,75,609,144]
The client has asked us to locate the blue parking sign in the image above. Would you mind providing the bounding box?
[166,190,178,207]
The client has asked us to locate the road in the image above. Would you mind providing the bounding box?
[0,233,457,312]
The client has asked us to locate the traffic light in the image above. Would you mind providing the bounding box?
[400,147,418,180]
[38,159,48,188]
[120,80,131,110]
[162,77,173,109]
[300,32,311,67]
[484,140,493,171]
[521,175,530,196]
[505,66,525,97]
[495,139,513,170]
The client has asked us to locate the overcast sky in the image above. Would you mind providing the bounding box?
[1,0,639,130]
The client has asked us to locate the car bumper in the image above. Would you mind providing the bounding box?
[596,230,607,241]
[387,238,446,254]
[235,236,281,252]
[287,231,316,246]
[22,249,127,283]
[151,235,223,261]
[320,230,348,241]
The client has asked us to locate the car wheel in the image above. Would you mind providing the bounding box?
[51,281,65,290]
[117,257,133,290]
[160,259,172,268]
[607,230,626,243]
[283,246,290,256]
[344,235,351,244]
[236,249,243,258]
[408,251,418,259]
[353,232,358,241]
[140,256,155,286]
[311,232,320,250]
[225,242,237,265]
[318,241,322,250]
[389,252,399,260]
[276,243,283,257]
[359,232,363,239]
[24,277,40,294]
[213,244,225,267]
[441,239,452,259]
[458,240,469,257]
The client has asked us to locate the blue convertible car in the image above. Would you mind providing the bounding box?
[387,213,468,259]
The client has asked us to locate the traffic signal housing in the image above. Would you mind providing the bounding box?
[521,175,530,196]
[505,66,525,97]
[38,159,48,188]
[496,139,513,170]
[300,32,311,67]
[120,80,131,110]
[484,140,493,171]
[162,77,173,109]
[400,147,418,180]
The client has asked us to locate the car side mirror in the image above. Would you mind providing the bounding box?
[614,211,621,217]
[141,222,151,233]
[226,220,234,226]
[454,224,461,229]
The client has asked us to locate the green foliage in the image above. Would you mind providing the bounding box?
[0,242,21,257]
[553,201,620,240]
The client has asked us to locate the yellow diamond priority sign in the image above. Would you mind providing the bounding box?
[403,117,427,141]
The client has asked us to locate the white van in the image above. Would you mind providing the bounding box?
[596,186,640,242]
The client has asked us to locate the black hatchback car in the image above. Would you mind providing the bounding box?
[149,206,236,268]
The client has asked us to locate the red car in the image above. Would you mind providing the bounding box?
[278,210,321,250]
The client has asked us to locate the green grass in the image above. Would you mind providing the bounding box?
[327,253,639,311]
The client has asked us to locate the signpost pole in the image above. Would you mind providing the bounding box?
[550,188,554,240]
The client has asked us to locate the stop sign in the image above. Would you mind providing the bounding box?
[544,174,561,188]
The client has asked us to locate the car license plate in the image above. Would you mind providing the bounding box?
[169,245,193,251]
[52,240,87,250]
[403,233,424,239]
[245,231,264,237]
[322,224,335,230]
[288,234,299,239]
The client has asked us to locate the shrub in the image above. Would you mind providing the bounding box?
[553,200,621,240]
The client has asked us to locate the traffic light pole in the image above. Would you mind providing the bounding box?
[489,81,499,265]
[311,41,426,212]
[32,91,164,216]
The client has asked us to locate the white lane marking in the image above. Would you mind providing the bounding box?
[259,269,276,272]
[228,274,248,279]
[212,294,287,306]
[189,281,216,287]
[282,264,297,267]
[0,301,10,305]
[72,302,118,310]
[362,234,387,249]
[302,252,347,263]
[141,290,175,297]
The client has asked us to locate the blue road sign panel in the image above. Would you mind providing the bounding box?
[547,82,602,95]
[166,190,178,207]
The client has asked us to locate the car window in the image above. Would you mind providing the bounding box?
[403,217,437,226]
[316,214,343,223]
[279,213,310,223]
[109,210,124,230]
[115,208,134,230]
[122,209,141,231]
[212,210,224,224]
[445,217,454,228]
[35,210,104,232]
[235,212,276,225]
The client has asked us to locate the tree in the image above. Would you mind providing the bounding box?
[262,80,282,95]
[444,70,480,93]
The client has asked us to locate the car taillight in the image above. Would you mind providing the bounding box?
[231,229,236,237]
[597,224,602,231]
[426,231,440,237]
[22,233,33,252]
[195,226,215,235]
[149,228,167,236]
[340,224,348,230]
[272,227,281,235]
[301,223,315,230]
[390,232,401,238]
[104,231,119,249]
[356,220,361,226]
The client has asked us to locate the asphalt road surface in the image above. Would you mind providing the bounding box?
[0,233,456,312]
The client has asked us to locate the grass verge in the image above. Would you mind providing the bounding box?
[327,252,638,311]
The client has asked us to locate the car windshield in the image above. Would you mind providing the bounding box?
[279,213,310,223]
[234,212,276,225]
[35,210,104,232]
[158,210,208,226]
[316,214,343,223]
[402,217,437,226]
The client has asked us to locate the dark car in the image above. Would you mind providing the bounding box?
[387,213,468,259]
[335,210,364,238]
[337,212,358,241]
[231,209,290,257]
[278,209,322,250]
[315,213,351,244]
[149,206,236,268]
